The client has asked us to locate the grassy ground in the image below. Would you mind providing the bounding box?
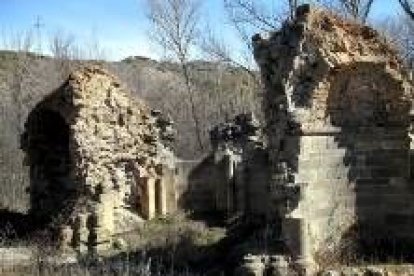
[0,212,227,275]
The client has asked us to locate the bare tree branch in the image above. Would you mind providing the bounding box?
[379,14,414,69]
[146,0,205,152]
[337,0,375,23]
[315,0,375,23]
[223,0,288,50]
[399,0,414,21]
[200,28,259,82]
[224,0,281,30]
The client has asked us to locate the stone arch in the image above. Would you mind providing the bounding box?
[326,62,412,259]
[22,108,76,226]
[253,4,414,270]
[327,63,410,128]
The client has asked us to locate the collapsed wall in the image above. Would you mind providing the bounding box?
[209,113,271,219]
[177,113,272,219]
[254,4,413,270]
[21,66,176,252]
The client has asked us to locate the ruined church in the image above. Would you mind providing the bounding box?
[253,4,414,272]
[21,67,177,252]
[20,4,413,274]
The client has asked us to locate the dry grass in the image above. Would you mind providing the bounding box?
[0,212,226,275]
[123,212,226,248]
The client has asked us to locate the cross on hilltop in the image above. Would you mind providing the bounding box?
[33,16,44,54]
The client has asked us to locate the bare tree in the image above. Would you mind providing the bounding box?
[199,28,263,118]
[0,30,44,211]
[216,0,287,78]
[86,31,106,61]
[146,0,205,152]
[310,0,376,23]
[289,0,299,19]
[223,0,282,31]
[219,0,377,71]
[223,0,285,49]
[200,28,258,79]
[333,0,375,23]
[399,0,414,20]
[49,31,77,79]
[4,30,36,133]
[49,31,75,60]
[380,14,414,68]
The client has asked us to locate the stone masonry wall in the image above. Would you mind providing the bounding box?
[22,66,177,253]
[209,113,272,219]
[254,5,413,271]
[175,113,272,220]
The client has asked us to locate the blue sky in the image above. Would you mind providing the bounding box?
[0,0,403,61]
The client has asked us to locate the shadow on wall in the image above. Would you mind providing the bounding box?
[20,105,77,229]
[0,209,33,240]
[327,62,414,262]
[0,93,77,241]
[177,156,224,224]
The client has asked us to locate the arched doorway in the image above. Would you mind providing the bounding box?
[23,108,75,226]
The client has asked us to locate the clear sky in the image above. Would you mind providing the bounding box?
[0,0,403,61]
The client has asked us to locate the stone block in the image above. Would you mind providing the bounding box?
[140,177,156,219]
[88,227,112,245]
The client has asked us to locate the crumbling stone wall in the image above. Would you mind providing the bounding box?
[176,113,272,220]
[254,5,413,271]
[21,66,177,252]
[209,113,271,219]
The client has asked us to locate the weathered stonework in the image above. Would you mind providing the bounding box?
[175,113,272,220]
[12,7,414,273]
[235,254,291,276]
[209,113,271,219]
[21,66,177,253]
[254,5,413,272]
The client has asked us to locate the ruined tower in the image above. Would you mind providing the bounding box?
[21,66,177,252]
[254,5,413,271]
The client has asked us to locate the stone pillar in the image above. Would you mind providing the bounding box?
[238,162,247,215]
[88,201,114,253]
[164,168,177,212]
[141,176,156,219]
[73,213,88,254]
[224,154,234,214]
[156,179,168,216]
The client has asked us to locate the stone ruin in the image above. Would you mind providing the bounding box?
[209,113,272,219]
[21,66,177,252]
[175,113,273,220]
[15,5,414,274]
[253,4,413,273]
